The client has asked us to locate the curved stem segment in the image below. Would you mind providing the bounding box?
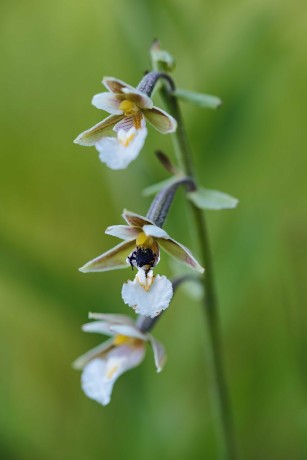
[137,70,175,97]
[146,176,195,226]
[159,79,238,460]
[136,274,201,333]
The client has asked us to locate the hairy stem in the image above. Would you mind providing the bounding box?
[158,77,238,460]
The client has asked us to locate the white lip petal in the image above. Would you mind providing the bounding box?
[81,345,145,406]
[104,345,145,381]
[96,127,147,170]
[135,269,155,291]
[81,359,113,406]
[122,274,173,318]
[91,92,123,114]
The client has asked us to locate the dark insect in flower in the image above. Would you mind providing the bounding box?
[127,247,157,275]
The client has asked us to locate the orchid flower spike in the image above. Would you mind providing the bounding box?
[74,77,177,169]
[73,313,166,406]
[79,210,204,317]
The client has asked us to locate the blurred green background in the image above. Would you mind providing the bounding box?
[1,0,307,458]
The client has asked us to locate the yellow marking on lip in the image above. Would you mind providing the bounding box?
[106,364,119,379]
[138,274,155,292]
[119,130,136,147]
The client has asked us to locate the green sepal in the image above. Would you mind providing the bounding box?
[174,88,222,109]
[188,187,239,210]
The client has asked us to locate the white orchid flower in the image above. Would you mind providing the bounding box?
[74,77,177,169]
[73,313,166,406]
[79,210,204,317]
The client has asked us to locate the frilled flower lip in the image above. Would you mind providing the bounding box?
[73,313,166,406]
[73,76,177,147]
[96,126,148,170]
[122,269,173,318]
[79,209,204,274]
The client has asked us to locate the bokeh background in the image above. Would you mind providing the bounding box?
[1,0,307,458]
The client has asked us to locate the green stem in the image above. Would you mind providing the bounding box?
[159,84,238,460]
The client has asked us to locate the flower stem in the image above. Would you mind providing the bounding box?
[159,81,238,460]
[136,274,201,333]
[146,176,194,227]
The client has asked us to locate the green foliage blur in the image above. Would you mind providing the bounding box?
[1,0,306,458]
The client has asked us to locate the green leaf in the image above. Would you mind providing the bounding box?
[142,177,180,197]
[174,88,222,109]
[188,187,239,210]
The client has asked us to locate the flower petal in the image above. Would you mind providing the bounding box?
[96,126,147,170]
[102,77,135,94]
[143,225,204,272]
[73,338,114,370]
[106,345,146,381]
[91,92,123,114]
[109,324,147,341]
[144,107,177,134]
[148,335,167,372]
[105,225,142,240]
[79,240,136,272]
[81,345,145,406]
[74,114,123,146]
[142,224,169,239]
[81,359,113,406]
[122,210,154,228]
[88,313,134,325]
[113,116,134,132]
[122,273,173,318]
[122,88,153,109]
[157,238,204,273]
[82,321,114,336]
